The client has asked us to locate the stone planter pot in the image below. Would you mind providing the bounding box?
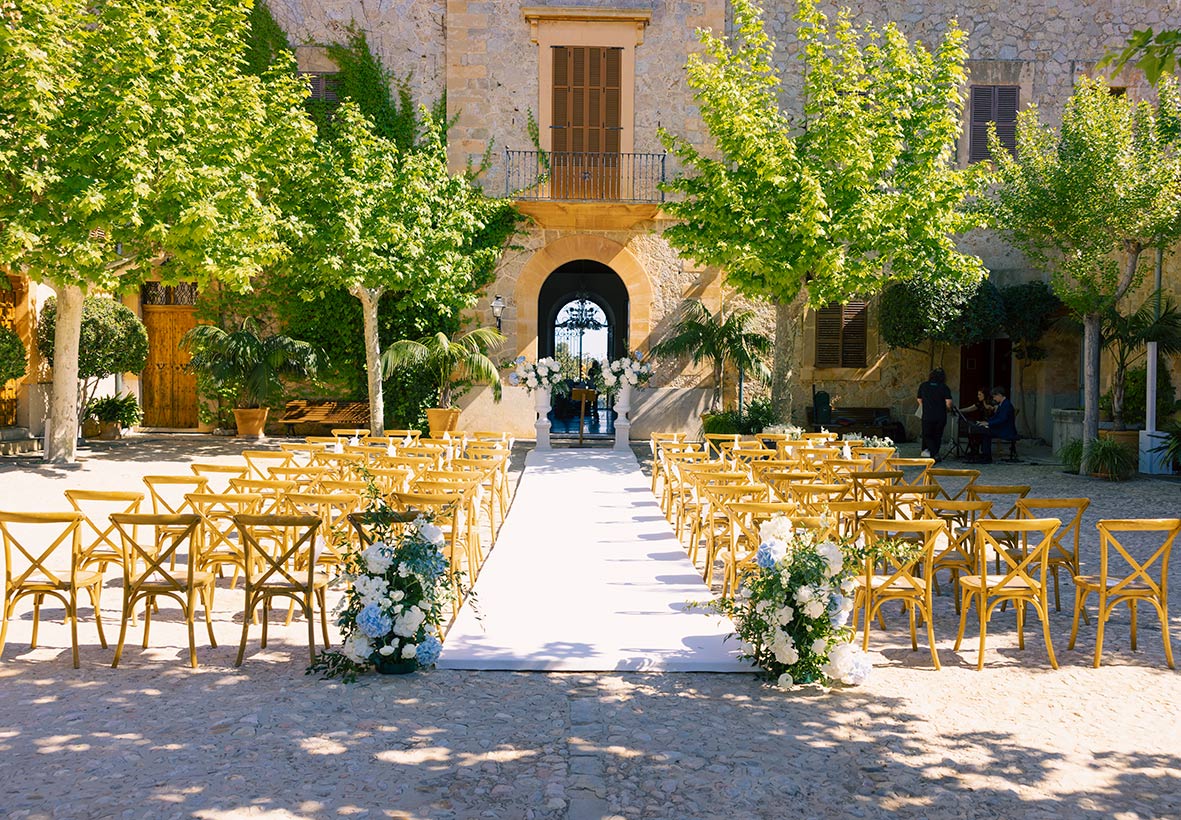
[1050,408,1084,456]
[425,407,461,438]
[233,407,269,439]
[81,419,102,439]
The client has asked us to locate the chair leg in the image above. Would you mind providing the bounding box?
[1157,599,1175,670]
[186,588,199,669]
[261,599,270,649]
[142,597,153,648]
[976,599,988,671]
[1016,600,1025,650]
[1093,594,1108,669]
[1036,600,1058,670]
[907,604,918,651]
[925,597,941,670]
[68,597,80,669]
[318,589,330,648]
[112,596,132,669]
[89,584,108,649]
[31,594,41,649]
[202,584,218,648]
[0,598,13,659]
[235,597,253,666]
[1068,587,1086,650]
[307,596,317,665]
[1129,600,1138,651]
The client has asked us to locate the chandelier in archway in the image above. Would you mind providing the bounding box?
[555,292,605,380]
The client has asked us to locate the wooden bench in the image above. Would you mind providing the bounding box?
[805,406,906,442]
[279,400,370,436]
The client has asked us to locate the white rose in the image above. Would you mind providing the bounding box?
[342,634,373,664]
[811,637,828,655]
[378,644,396,656]
[777,672,794,690]
[775,605,794,625]
[795,586,814,605]
[401,643,418,660]
[804,598,826,619]
[416,521,446,546]
[817,541,844,577]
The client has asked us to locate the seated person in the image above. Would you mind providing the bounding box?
[972,386,1017,464]
[959,388,997,456]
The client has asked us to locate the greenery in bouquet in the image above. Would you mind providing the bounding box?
[709,515,870,688]
[309,499,459,682]
[763,424,804,437]
[843,433,894,449]
[508,355,567,393]
[600,354,652,391]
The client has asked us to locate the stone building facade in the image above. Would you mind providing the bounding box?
[9,1,1176,443]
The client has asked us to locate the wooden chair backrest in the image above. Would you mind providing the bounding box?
[241,450,293,481]
[0,511,83,588]
[189,463,249,493]
[143,475,209,517]
[234,514,322,592]
[973,518,1060,589]
[64,490,144,567]
[1017,498,1090,568]
[926,468,981,501]
[1094,518,1181,599]
[109,513,202,595]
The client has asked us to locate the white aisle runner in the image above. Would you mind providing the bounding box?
[437,448,747,671]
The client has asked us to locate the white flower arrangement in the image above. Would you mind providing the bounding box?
[508,356,566,392]
[763,424,805,437]
[709,514,871,688]
[599,353,652,391]
[309,500,459,682]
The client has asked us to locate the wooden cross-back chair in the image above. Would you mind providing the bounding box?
[108,513,212,669]
[240,450,293,481]
[389,492,471,607]
[1069,518,1181,669]
[926,468,981,501]
[847,470,904,504]
[189,463,249,493]
[186,492,264,591]
[1016,497,1090,613]
[692,482,770,571]
[857,518,946,669]
[922,499,993,612]
[64,490,144,581]
[233,514,328,666]
[0,511,105,668]
[954,517,1061,670]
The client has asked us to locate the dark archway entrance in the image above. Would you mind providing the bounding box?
[537,260,629,365]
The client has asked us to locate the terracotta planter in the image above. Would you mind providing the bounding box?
[233,407,269,439]
[426,407,461,438]
[97,421,122,440]
[81,419,102,439]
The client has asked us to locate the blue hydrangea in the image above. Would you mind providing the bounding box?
[416,634,443,666]
[755,544,776,569]
[356,603,393,639]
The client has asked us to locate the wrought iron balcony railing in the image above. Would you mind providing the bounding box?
[505,150,666,203]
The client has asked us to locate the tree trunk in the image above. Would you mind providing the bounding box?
[1111,362,1126,431]
[771,297,797,424]
[46,283,85,463]
[352,285,386,436]
[1081,311,1100,474]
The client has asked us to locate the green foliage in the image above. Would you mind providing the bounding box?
[382,328,505,409]
[1106,360,1176,428]
[1001,281,1061,363]
[181,318,319,409]
[1151,422,1181,472]
[0,325,27,385]
[659,0,985,415]
[741,396,780,434]
[702,411,741,436]
[1058,438,1084,473]
[36,296,149,380]
[242,0,292,77]
[650,299,772,411]
[1100,28,1181,85]
[878,276,999,351]
[85,393,142,426]
[1084,436,1137,480]
[1101,295,1181,428]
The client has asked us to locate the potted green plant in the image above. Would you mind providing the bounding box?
[1151,422,1181,474]
[181,319,319,439]
[1058,438,1084,474]
[1100,293,1181,432]
[84,393,143,440]
[382,327,504,438]
[1083,435,1137,481]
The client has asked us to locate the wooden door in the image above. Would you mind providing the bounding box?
[551,46,622,200]
[142,305,198,428]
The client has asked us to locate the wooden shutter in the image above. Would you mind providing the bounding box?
[815,300,868,368]
[551,46,624,199]
[969,85,1019,163]
[304,72,339,104]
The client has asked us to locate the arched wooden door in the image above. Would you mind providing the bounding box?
[140,282,199,428]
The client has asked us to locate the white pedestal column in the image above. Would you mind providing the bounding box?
[534,389,552,451]
[613,382,632,451]
[1139,430,1171,474]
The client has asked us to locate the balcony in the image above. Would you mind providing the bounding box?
[505,150,666,203]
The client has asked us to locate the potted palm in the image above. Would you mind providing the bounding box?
[181,319,319,438]
[1100,294,1181,435]
[650,299,772,416]
[382,327,505,437]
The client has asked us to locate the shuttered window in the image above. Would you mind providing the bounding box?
[303,72,339,105]
[551,46,622,154]
[815,300,868,368]
[968,85,1018,163]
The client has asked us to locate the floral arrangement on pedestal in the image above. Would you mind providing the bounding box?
[598,353,653,392]
[508,355,567,393]
[309,499,459,683]
[709,514,871,688]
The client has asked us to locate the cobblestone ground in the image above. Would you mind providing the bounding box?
[0,436,1178,819]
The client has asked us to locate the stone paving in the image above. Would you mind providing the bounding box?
[0,435,1179,819]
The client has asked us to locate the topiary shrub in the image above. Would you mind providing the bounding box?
[37,296,149,410]
[0,325,27,385]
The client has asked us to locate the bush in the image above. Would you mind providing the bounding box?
[739,397,778,434]
[702,410,741,436]
[1083,436,1137,481]
[1058,438,1083,473]
[85,393,143,427]
[1110,362,1176,427]
[0,325,27,385]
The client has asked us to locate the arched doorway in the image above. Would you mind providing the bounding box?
[537,260,629,366]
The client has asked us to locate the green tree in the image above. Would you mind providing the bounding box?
[1101,28,1180,85]
[293,102,515,434]
[0,0,314,461]
[879,277,1002,366]
[660,0,985,421]
[0,325,25,386]
[650,299,772,412]
[986,76,1181,458]
[36,296,149,414]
